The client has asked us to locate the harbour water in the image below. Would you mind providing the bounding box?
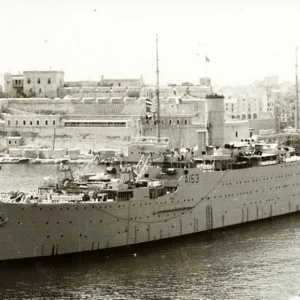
[1,164,300,299]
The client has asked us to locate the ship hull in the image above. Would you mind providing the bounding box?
[1,161,300,260]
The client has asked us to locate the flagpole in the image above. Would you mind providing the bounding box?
[156,33,160,142]
[296,46,299,133]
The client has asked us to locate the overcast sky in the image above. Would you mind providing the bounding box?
[0,0,299,86]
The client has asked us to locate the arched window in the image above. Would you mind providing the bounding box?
[248,114,252,119]
[236,115,240,120]
[253,113,257,119]
[231,115,235,119]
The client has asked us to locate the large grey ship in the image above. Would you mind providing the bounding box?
[0,142,300,261]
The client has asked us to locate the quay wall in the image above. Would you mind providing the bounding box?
[0,127,134,153]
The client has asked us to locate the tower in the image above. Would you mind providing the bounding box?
[3,73,13,96]
[205,94,225,147]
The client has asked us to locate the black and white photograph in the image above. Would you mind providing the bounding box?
[1,0,300,299]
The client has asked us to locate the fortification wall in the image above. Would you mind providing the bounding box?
[142,124,204,149]
[5,98,148,116]
[248,118,276,134]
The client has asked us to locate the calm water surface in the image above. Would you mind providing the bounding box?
[1,164,300,300]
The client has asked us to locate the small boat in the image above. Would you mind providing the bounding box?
[16,158,30,164]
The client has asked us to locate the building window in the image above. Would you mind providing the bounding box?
[37,120,39,126]
[53,120,56,125]
[250,132,253,138]
[23,120,26,125]
[39,88,42,93]
[184,120,187,125]
[30,121,32,125]
[16,120,18,126]
[45,120,48,126]
[27,78,31,84]
[236,131,238,138]
[177,120,180,125]
[37,78,40,84]
[8,141,11,145]
[169,120,172,125]
[48,78,51,84]
[7,120,10,126]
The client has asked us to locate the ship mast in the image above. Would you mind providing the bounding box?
[156,33,160,141]
[296,46,299,133]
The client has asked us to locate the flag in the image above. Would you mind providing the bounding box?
[205,56,210,62]
[146,98,152,113]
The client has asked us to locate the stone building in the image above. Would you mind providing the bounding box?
[23,71,64,98]
[99,75,144,87]
[2,70,64,98]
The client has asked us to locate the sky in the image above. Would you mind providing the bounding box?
[0,0,300,86]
